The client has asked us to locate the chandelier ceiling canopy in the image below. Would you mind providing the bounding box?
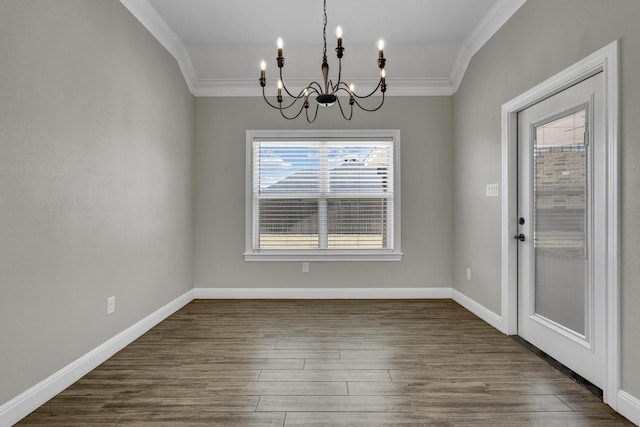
[259,0,387,122]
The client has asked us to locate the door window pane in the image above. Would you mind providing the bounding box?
[534,109,588,335]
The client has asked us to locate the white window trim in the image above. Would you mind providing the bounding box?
[244,129,403,262]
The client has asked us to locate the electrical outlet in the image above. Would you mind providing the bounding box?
[302,262,309,273]
[466,268,471,281]
[107,296,115,315]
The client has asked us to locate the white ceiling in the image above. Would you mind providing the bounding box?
[121,0,526,96]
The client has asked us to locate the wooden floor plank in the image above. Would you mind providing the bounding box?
[205,381,348,396]
[347,380,489,396]
[275,340,384,350]
[257,395,413,412]
[116,411,285,427]
[258,369,391,382]
[409,393,574,413]
[283,412,441,427]
[303,358,424,370]
[16,299,633,426]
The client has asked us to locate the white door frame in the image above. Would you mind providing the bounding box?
[500,40,620,406]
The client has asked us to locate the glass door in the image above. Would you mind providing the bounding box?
[517,72,605,388]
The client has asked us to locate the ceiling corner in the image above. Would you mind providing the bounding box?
[120,0,199,95]
[449,0,527,94]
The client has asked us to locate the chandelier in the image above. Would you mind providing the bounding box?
[259,0,387,122]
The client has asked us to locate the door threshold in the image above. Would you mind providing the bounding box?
[513,335,603,399]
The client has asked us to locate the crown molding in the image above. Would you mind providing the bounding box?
[388,78,455,96]
[192,77,454,97]
[122,0,525,98]
[450,0,527,93]
[119,0,198,93]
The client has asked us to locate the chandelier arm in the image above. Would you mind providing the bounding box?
[350,91,385,112]
[352,80,383,99]
[279,69,302,99]
[279,67,315,100]
[279,102,307,120]
[334,81,353,95]
[329,78,345,97]
[306,85,321,97]
[305,103,320,123]
[334,80,383,99]
[335,57,343,93]
[280,76,302,99]
[281,79,325,100]
[328,79,336,94]
[295,86,315,99]
[335,96,353,121]
[282,84,300,99]
[306,81,325,95]
[264,87,306,111]
[281,98,306,110]
[262,88,287,109]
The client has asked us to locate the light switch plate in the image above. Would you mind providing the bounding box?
[486,183,500,197]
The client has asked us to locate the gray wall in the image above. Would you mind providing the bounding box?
[194,97,453,289]
[452,0,640,398]
[0,0,195,404]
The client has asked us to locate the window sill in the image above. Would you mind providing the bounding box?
[243,250,404,262]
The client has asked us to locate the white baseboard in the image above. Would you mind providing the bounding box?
[193,287,453,300]
[0,289,194,427]
[451,289,504,333]
[617,390,640,426]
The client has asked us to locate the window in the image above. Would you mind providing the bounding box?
[245,130,402,261]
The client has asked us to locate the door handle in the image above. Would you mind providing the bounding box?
[514,233,525,242]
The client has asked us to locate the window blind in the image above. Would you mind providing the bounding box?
[533,109,587,252]
[252,140,394,251]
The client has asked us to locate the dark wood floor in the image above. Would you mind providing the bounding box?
[18,299,631,426]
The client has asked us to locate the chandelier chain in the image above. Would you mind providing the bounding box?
[322,0,328,61]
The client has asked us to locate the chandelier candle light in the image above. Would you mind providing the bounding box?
[259,0,387,122]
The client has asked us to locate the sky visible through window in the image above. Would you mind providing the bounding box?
[258,143,379,191]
